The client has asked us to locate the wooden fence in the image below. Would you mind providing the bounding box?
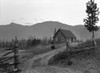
[0,43,21,73]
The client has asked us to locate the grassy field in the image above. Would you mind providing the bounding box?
[19,43,65,69]
[1,40,100,73]
[21,44,100,73]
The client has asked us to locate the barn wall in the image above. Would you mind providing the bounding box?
[53,32,76,44]
[53,31,66,44]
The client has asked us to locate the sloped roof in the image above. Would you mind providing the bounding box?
[53,29,76,38]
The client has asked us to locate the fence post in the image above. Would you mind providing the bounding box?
[13,43,20,73]
[66,41,72,65]
[0,39,21,73]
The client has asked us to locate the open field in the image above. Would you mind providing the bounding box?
[1,40,100,73]
[18,42,100,73]
[21,46,100,73]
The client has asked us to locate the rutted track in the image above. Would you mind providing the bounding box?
[21,43,98,73]
[22,66,75,73]
[22,46,67,73]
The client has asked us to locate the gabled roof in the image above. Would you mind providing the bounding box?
[53,29,76,38]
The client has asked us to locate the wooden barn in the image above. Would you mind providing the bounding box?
[53,28,76,44]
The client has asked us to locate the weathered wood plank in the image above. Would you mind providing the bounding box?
[3,50,14,57]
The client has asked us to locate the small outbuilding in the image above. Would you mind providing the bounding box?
[53,28,76,44]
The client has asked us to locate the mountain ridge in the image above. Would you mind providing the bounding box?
[0,21,100,41]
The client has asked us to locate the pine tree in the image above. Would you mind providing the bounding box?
[84,0,100,47]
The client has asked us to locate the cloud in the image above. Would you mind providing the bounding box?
[19,18,24,20]
[25,22,32,25]
[0,0,100,26]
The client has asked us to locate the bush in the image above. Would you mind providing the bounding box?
[95,39,100,47]
[51,45,55,49]
[48,51,68,65]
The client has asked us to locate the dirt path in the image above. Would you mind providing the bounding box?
[21,45,100,73]
[22,65,84,73]
[22,66,77,73]
[21,46,67,72]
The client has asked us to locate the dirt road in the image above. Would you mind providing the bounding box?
[21,46,69,73]
[22,66,80,73]
[21,45,100,73]
[23,46,66,69]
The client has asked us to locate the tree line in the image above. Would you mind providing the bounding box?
[0,36,52,50]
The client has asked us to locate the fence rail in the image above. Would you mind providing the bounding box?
[0,44,21,73]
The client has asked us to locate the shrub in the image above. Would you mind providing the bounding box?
[51,45,55,49]
[48,51,68,65]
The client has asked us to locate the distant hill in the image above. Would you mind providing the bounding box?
[0,21,100,41]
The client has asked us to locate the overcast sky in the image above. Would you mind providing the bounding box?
[0,0,100,26]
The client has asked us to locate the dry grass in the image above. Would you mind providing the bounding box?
[19,44,65,69]
[19,41,100,73]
